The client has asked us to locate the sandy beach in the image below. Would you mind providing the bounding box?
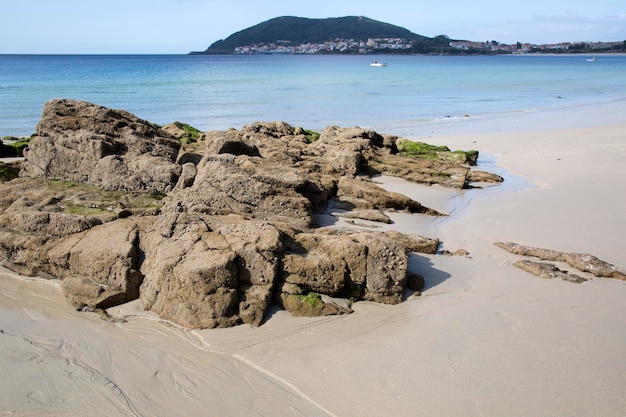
[1,102,625,416]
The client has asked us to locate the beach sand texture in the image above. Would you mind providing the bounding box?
[1,107,625,416]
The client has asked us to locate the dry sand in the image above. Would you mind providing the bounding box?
[1,103,625,417]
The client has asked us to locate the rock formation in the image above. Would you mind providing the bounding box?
[21,99,182,193]
[495,242,626,282]
[512,260,587,283]
[0,99,502,329]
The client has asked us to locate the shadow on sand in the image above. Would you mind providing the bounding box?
[408,253,451,292]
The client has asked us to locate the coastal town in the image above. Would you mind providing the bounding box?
[448,39,625,53]
[234,37,414,54]
[233,36,625,54]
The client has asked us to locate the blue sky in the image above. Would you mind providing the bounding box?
[2,0,625,53]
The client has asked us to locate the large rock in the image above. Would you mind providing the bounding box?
[209,216,285,326]
[21,99,182,193]
[137,213,241,329]
[280,230,408,305]
[49,219,143,309]
[138,213,285,328]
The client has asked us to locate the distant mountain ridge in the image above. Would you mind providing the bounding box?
[194,16,432,54]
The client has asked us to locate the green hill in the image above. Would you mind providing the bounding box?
[194,16,432,54]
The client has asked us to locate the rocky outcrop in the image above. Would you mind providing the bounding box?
[495,242,626,282]
[0,99,502,329]
[20,99,182,193]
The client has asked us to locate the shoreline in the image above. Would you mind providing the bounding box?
[1,107,625,416]
[368,94,626,138]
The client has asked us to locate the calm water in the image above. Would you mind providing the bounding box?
[1,54,625,138]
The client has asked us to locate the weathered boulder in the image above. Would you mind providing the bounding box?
[137,213,241,329]
[161,121,207,145]
[46,219,142,309]
[0,178,108,237]
[0,181,167,311]
[309,126,376,176]
[495,242,560,260]
[362,148,469,188]
[2,210,103,238]
[280,230,408,305]
[20,99,182,193]
[138,213,285,328]
[205,122,309,166]
[350,232,408,304]
[209,215,285,326]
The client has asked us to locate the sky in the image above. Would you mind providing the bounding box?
[2,0,625,54]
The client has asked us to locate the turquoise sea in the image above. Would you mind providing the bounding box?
[1,54,625,138]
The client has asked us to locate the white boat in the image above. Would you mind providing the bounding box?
[587,57,597,62]
[370,61,388,67]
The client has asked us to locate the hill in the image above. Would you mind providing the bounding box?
[194,16,432,54]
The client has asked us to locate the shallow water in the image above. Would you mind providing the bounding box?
[2,54,625,137]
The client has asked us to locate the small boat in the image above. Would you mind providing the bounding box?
[587,57,597,62]
[370,61,388,67]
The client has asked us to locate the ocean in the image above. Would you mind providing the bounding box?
[1,53,625,138]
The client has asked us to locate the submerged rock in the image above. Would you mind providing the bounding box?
[0,99,502,329]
